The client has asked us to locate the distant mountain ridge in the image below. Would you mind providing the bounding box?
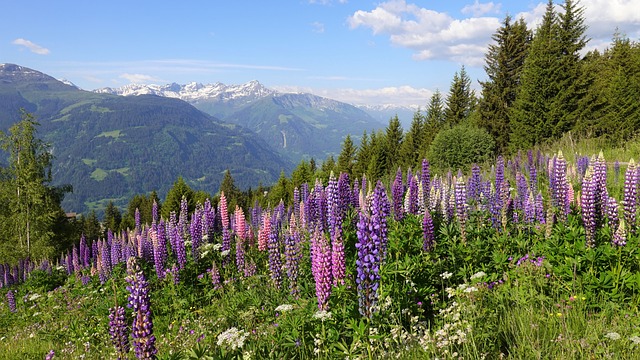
[0,64,292,214]
[96,81,384,162]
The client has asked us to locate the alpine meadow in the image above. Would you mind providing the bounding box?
[3,1,640,359]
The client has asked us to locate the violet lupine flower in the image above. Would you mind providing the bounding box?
[455,171,468,242]
[421,159,431,211]
[516,171,529,211]
[179,196,189,239]
[44,350,54,360]
[6,290,16,313]
[110,237,122,269]
[529,163,538,195]
[72,245,80,275]
[108,305,130,359]
[623,159,638,234]
[285,215,302,297]
[80,235,90,268]
[524,192,535,225]
[326,172,346,286]
[267,219,283,290]
[607,196,620,233]
[552,151,570,223]
[407,173,419,215]
[152,200,158,226]
[191,207,205,261]
[311,227,332,310]
[210,261,222,290]
[392,168,404,221]
[168,212,187,270]
[135,208,141,235]
[581,168,597,247]
[495,156,505,192]
[422,210,435,251]
[293,187,300,222]
[468,163,481,205]
[338,172,351,212]
[535,192,545,224]
[576,155,590,181]
[355,208,380,319]
[594,151,609,222]
[314,179,327,232]
[125,258,157,359]
[613,219,627,246]
[101,239,112,278]
[152,224,167,279]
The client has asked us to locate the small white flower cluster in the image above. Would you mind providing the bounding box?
[312,310,332,321]
[470,271,486,280]
[217,327,249,351]
[630,335,640,344]
[604,332,621,340]
[212,243,223,251]
[440,271,453,280]
[220,250,231,257]
[275,304,294,312]
[28,293,42,301]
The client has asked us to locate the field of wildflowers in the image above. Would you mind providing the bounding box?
[2,150,640,359]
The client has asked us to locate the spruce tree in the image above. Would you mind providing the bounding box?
[478,15,531,153]
[384,115,403,172]
[337,134,356,177]
[423,90,446,156]
[445,66,474,127]
[398,110,425,169]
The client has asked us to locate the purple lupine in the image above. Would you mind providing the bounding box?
[576,155,590,181]
[101,239,112,278]
[108,305,130,359]
[179,196,189,239]
[613,219,627,246]
[594,151,609,223]
[125,258,157,359]
[581,168,597,247]
[495,156,505,192]
[267,219,283,289]
[152,223,167,279]
[326,172,346,285]
[79,234,89,268]
[168,212,187,270]
[6,290,16,313]
[529,162,538,195]
[190,206,203,261]
[355,205,383,318]
[553,151,570,222]
[314,179,327,232]
[623,159,638,234]
[285,215,302,297]
[468,163,481,205]
[135,208,141,236]
[373,181,391,259]
[391,168,404,221]
[422,209,435,251]
[607,196,620,233]
[151,200,158,226]
[111,236,122,268]
[338,172,351,211]
[311,227,332,310]
[210,261,222,290]
[72,245,80,275]
[515,171,528,211]
[535,192,545,224]
[293,187,300,222]
[455,171,468,242]
[523,192,535,225]
[407,172,419,215]
[421,159,431,211]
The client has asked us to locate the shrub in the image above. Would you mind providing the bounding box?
[428,124,495,171]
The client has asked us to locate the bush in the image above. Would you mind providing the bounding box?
[428,124,495,171]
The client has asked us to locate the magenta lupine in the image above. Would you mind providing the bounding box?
[108,305,130,359]
[455,171,468,242]
[6,290,16,313]
[235,206,247,275]
[125,258,157,359]
[219,192,232,265]
[258,213,270,252]
[422,209,435,251]
[285,215,302,297]
[623,159,638,234]
[311,227,332,310]
[581,168,597,247]
[392,168,404,221]
[267,219,283,289]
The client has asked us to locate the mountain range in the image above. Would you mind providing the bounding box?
[0,64,291,214]
[96,81,393,162]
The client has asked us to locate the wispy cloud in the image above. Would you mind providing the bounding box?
[273,84,432,107]
[308,0,347,5]
[311,21,325,33]
[119,73,164,84]
[461,1,501,17]
[12,38,50,55]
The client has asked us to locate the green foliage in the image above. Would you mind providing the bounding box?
[444,66,475,127]
[428,124,496,171]
[336,134,356,178]
[162,177,195,220]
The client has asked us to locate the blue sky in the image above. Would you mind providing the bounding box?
[2,0,639,106]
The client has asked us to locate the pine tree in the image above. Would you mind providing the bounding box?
[353,130,370,180]
[510,0,559,149]
[384,115,403,172]
[478,15,531,153]
[291,159,313,189]
[337,134,356,178]
[162,176,195,219]
[423,90,446,156]
[445,66,474,127]
[398,110,425,169]
[103,201,122,235]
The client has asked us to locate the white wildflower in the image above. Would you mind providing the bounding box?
[28,293,41,301]
[212,243,223,251]
[217,327,249,351]
[463,286,478,293]
[312,310,332,321]
[440,271,453,280]
[604,332,621,340]
[200,250,210,258]
[275,304,294,312]
[221,250,231,257]
[470,271,486,280]
[630,335,640,344]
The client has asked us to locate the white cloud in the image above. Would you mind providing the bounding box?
[461,1,501,17]
[119,73,163,84]
[272,84,432,107]
[12,38,50,55]
[311,21,325,33]
[348,0,500,65]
